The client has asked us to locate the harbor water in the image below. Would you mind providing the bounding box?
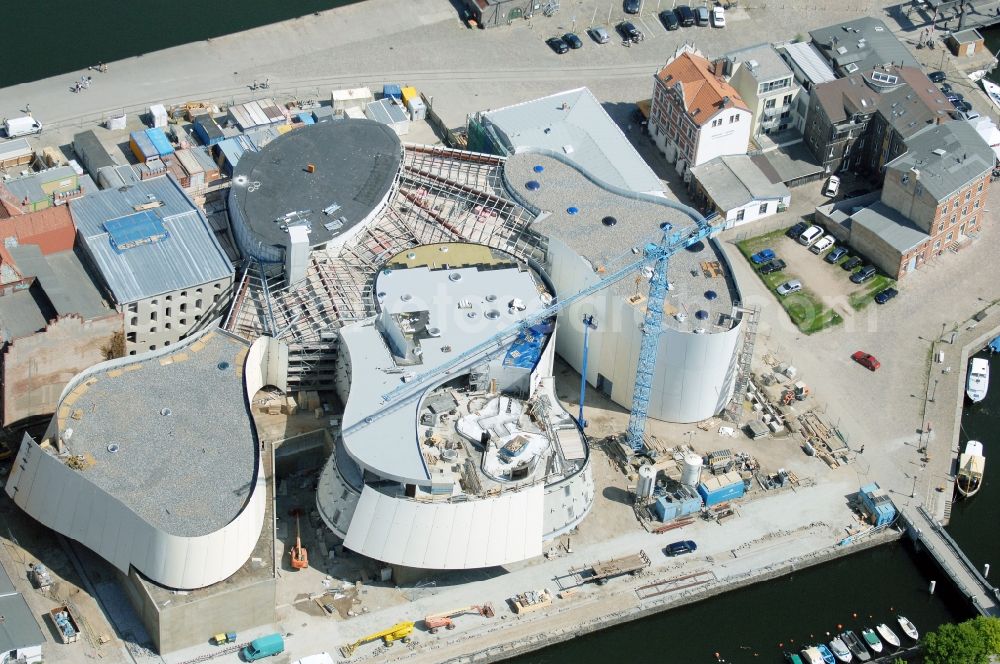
[0,0,363,88]
[510,348,1000,664]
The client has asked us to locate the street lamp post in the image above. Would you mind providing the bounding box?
[929,378,939,403]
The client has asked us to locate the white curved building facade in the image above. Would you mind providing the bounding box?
[5,329,278,590]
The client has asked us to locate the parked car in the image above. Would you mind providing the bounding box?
[798,225,823,246]
[624,0,641,14]
[617,21,643,42]
[874,287,898,304]
[786,221,809,239]
[562,32,583,49]
[674,5,695,26]
[841,256,863,271]
[588,26,611,43]
[928,70,946,83]
[711,5,726,27]
[810,235,835,254]
[851,351,881,371]
[850,264,877,283]
[940,83,953,95]
[954,100,973,114]
[659,9,680,29]
[695,5,710,25]
[825,247,848,263]
[776,279,803,296]
[759,259,786,274]
[751,248,776,264]
[666,540,698,556]
[823,175,841,197]
[546,36,569,54]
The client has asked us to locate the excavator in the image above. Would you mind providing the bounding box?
[289,511,308,570]
[340,621,415,657]
[423,603,495,633]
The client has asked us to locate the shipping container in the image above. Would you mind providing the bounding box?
[311,106,339,123]
[331,87,373,113]
[190,146,220,181]
[73,131,115,176]
[245,101,270,127]
[227,105,255,131]
[697,472,745,507]
[401,86,419,106]
[297,112,316,125]
[0,138,35,169]
[364,98,409,135]
[148,103,168,128]
[129,130,157,163]
[383,83,402,101]
[215,136,253,175]
[257,98,285,122]
[137,158,167,180]
[192,115,225,146]
[144,128,174,157]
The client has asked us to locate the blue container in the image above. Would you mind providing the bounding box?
[192,115,224,146]
[297,112,316,125]
[653,497,679,522]
[698,479,745,507]
[678,494,702,516]
[383,84,402,101]
[144,128,174,156]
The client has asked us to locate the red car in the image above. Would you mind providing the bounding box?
[852,351,880,371]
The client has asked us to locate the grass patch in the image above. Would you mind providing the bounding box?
[737,229,844,335]
[848,274,896,311]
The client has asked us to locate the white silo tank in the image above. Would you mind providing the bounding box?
[681,454,703,488]
[636,464,656,500]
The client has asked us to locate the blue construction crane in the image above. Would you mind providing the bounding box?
[341,218,713,450]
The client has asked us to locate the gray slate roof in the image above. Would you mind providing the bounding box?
[885,120,995,201]
[852,201,928,252]
[690,155,790,211]
[0,594,44,654]
[0,287,48,342]
[725,43,793,83]
[478,87,664,194]
[780,41,837,86]
[8,245,110,319]
[71,175,233,304]
[810,17,918,75]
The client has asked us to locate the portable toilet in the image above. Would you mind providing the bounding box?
[242,633,284,661]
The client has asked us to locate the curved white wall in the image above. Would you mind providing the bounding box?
[3,331,276,590]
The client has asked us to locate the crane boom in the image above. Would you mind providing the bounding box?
[341,214,715,450]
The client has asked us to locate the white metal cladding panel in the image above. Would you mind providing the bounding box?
[344,486,544,569]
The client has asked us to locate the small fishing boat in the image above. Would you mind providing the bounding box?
[967,357,989,403]
[829,636,853,663]
[786,652,805,664]
[841,631,871,662]
[897,615,919,641]
[861,628,883,654]
[816,643,837,664]
[956,440,986,499]
[983,79,1000,112]
[801,646,825,664]
[876,623,901,648]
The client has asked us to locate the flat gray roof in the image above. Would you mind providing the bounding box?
[59,330,257,537]
[780,41,837,85]
[477,87,665,194]
[4,166,81,204]
[8,245,110,319]
[0,563,15,596]
[0,287,48,342]
[725,43,793,83]
[751,141,825,184]
[340,248,548,484]
[810,17,918,75]
[230,119,402,251]
[505,152,737,333]
[0,593,43,653]
[852,201,928,252]
[690,155,790,211]
[71,175,233,304]
[885,120,994,201]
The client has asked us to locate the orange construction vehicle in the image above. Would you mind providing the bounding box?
[423,603,494,634]
[289,512,308,570]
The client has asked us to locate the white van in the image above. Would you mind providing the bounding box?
[810,235,835,254]
[823,175,840,197]
[798,225,823,246]
[4,116,42,138]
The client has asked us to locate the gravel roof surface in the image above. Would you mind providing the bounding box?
[60,331,256,536]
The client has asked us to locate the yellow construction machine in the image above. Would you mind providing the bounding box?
[340,621,414,657]
[423,603,495,633]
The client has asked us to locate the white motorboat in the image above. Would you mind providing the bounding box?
[829,636,853,663]
[956,440,986,499]
[801,646,825,664]
[983,78,1000,112]
[861,628,883,654]
[967,357,989,403]
[876,623,901,648]
[897,615,919,641]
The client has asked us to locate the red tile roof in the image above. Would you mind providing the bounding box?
[657,52,749,126]
[0,205,76,255]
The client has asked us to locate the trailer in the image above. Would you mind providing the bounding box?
[555,550,651,589]
[49,605,80,644]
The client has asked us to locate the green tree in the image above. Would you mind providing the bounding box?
[971,615,1000,654]
[922,617,1000,664]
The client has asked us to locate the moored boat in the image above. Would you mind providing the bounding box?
[876,623,900,648]
[829,635,853,663]
[786,652,805,664]
[816,643,837,664]
[956,440,986,499]
[861,628,883,654]
[841,631,871,662]
[897,615,919,641]
[983,79,1000,112]
[967,357,989,403]
[801,646,825,664]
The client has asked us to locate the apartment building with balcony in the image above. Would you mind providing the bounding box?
[723,43,800,139]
